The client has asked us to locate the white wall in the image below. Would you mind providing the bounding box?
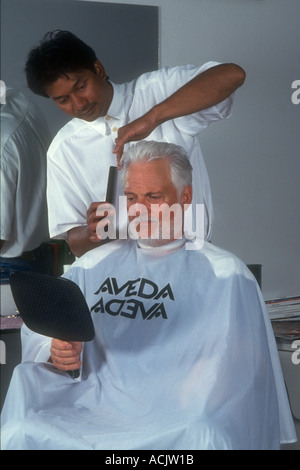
[75,0,300,299]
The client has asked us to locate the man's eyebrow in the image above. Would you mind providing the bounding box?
[146,191,162,196]
[124,191,137,199]
[124,191,162,197]
[52,94,67,102]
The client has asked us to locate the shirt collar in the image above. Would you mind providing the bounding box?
[106,82,126,120]
[137,237,186,256]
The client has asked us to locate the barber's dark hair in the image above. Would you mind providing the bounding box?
[25,30,98,97]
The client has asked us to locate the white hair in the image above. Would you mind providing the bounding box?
[121,140,193,196]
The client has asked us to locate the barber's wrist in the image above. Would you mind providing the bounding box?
[67,226,98,257]
[147,104,166,128]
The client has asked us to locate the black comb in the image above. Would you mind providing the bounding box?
[105,166,118,204]
[10,271,95,378]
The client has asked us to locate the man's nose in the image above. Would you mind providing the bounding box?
[72,95,88,112]
[128,202,149,218]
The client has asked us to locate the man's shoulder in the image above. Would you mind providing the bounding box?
[48,118,86,154]
[134,62,220,85]
[69,240,132,271]
[1,90,29,146]
[189,240,253,281]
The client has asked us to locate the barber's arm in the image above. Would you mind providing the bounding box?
[67,226,102,258]
[113,63,246,165]
[67,201,114,257]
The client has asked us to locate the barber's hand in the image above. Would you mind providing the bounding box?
[50,339,82,372]
[86,201,115,242]
[113,112,157,167]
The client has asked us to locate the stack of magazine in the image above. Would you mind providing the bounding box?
[266,296,300,343]
[266,296,300,321]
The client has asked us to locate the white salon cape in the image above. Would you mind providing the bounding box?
[47,63,234,242]
[1,239,296,450]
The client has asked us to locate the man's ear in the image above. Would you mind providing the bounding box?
[94,59,107,79]
[181,184,193,209]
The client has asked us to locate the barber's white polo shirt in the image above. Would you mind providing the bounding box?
[47,63,234,241]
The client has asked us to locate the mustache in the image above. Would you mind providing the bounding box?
[131,215,160,224]
[138,215,158,221]
[78,103,95,116]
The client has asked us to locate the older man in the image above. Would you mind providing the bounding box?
[1,141,296,450]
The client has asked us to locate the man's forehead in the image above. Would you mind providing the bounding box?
[124,159,177,196]
[125,158,171,182]
[127,158,170,174]
[45,69,89,97]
